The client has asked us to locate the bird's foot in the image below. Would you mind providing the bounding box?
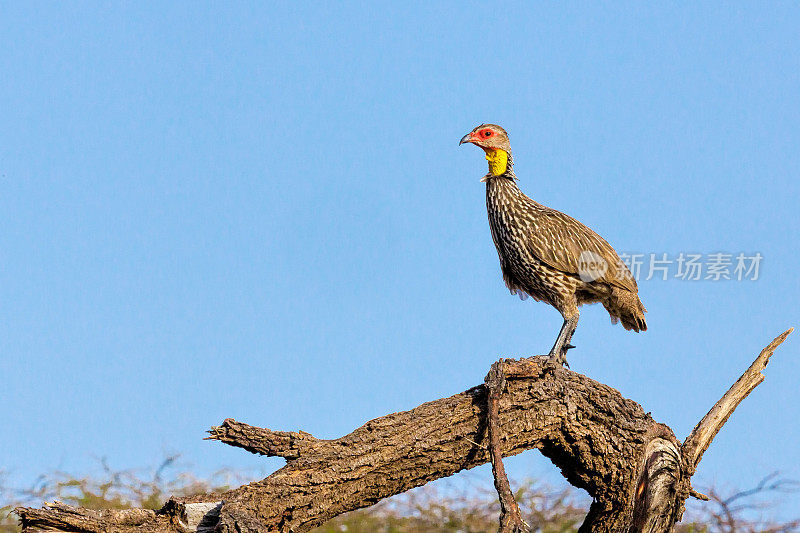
[547,344,575,368]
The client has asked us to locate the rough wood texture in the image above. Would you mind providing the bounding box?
[14,330,792,533]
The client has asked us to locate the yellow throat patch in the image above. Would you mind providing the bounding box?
[485,148,508,176]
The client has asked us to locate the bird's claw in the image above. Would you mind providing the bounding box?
[546,350,570,368]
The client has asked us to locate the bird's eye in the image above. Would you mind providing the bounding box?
[483,130,493,137]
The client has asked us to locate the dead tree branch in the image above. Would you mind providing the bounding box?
[205,418,320,459]
[682,328,793,476]
[485,359,532,533]
[15,329,792,533]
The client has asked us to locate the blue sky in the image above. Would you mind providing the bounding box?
[2,1,799,518]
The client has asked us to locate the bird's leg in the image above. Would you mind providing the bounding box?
[548,314,579,367]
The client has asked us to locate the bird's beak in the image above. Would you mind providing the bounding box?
[459,133,474,146]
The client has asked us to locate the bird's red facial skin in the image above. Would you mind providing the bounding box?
[465,128,496,146]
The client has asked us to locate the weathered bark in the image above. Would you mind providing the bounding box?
[15,329,792,533]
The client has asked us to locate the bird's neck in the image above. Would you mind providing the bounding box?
[481,149,515,182]
[485,148,509,176]
[486,173,522,198]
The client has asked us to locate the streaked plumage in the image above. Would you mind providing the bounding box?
[461,124,646,365]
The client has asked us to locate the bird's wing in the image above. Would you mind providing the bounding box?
[523,207,638,292]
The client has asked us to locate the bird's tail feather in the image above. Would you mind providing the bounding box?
[605,288,647,333]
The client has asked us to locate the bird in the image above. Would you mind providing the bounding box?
[460,124,646,366]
